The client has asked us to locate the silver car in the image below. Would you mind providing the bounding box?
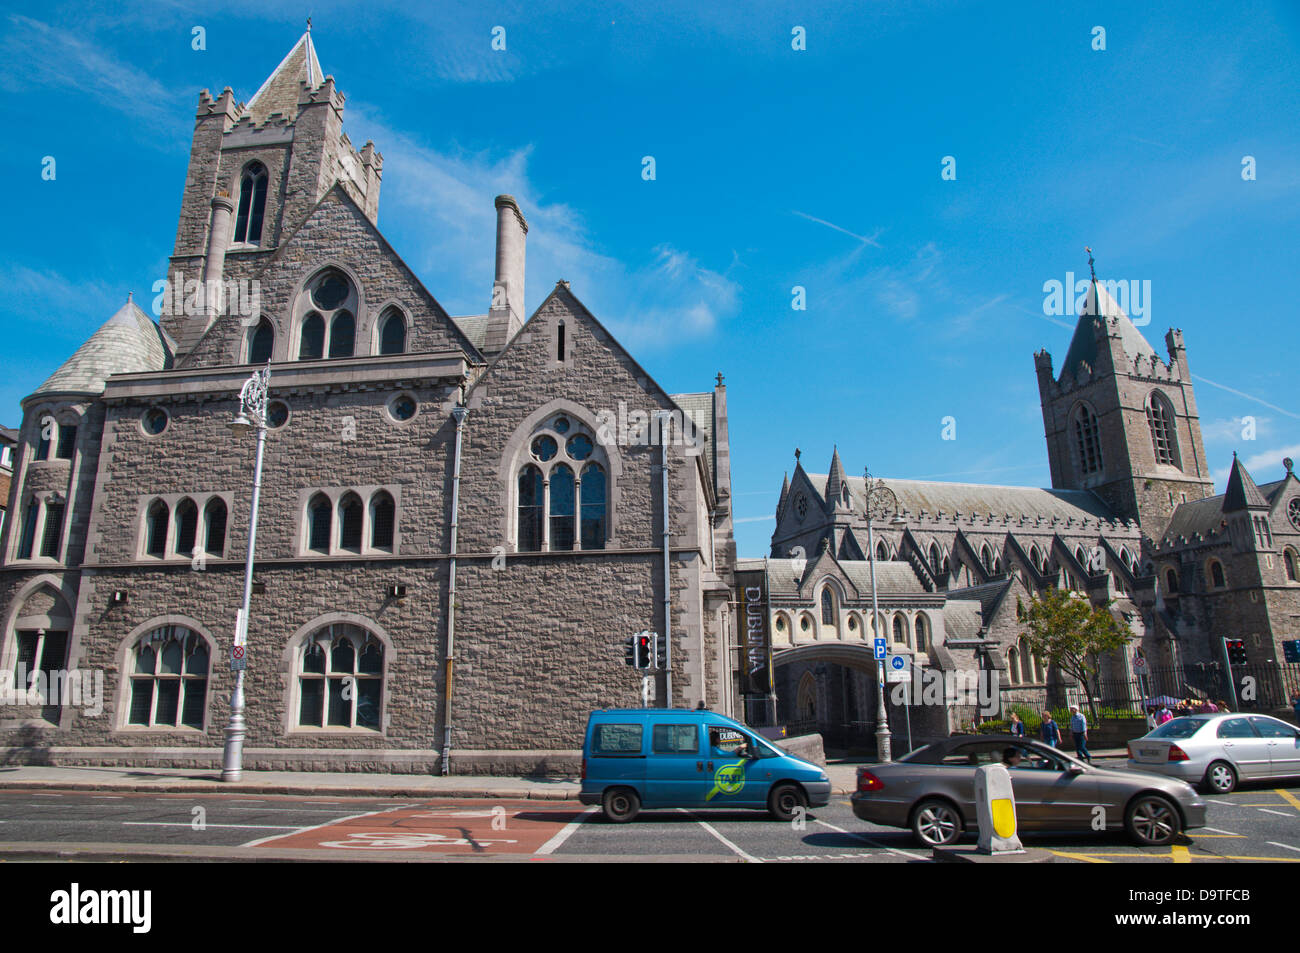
[1127,713,1300,794]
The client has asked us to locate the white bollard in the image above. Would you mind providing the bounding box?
[975,764,1023,854]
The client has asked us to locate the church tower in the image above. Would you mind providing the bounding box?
[163,27,383,361]
[1034,254,1215,537]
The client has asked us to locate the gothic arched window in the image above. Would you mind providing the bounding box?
[516,414,610,553]
[981,543,994,572]
[127,626,210,729]
[915,613,928,652]
[338,493,363,552]
[1145,391,1179,467]
[893,614,907,647]
[174,498,199,558]
[1073,404,1103,475]
[204,498,227,557]
[1209,559,1226,590]
[877,540,889,560]
[517,465,544,552]
[307,493,332,553]
[1284,548,1298,582]
[1165,568,1179,594]
[370,491,395,551]
[821,588,835,626]
[929,542,943,576]
[248,318,274,364]
[378,309,406,355]
[296,269,359,361]
[233,162,268,245]
[145,500,169,557]
[296,623,383,730]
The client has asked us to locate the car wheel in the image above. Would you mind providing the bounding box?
[1125,795,1181,846]
[911,798,963,847]
[768,783,807,821]
[602,787,641,823]
[1202,760,1237,795]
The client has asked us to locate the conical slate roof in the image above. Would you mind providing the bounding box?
[1222,454,1268,511]
[246,30,324,125]
[825,447,847,508]
[1060,278,1157,379]
[32,298,172,398]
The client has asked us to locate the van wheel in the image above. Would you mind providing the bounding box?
[602,787,641,823]
[768,783,806,821]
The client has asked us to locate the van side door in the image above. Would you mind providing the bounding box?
[702,724,766,807]
[644,722,705,807]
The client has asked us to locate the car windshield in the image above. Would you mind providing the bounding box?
[898,744,935,763]
[1147,717,1207,739]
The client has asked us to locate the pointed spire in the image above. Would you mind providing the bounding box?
[246,30,325,124]
[826,446,847,509]
[776,471,790,520]
[1060,248,1157,379]
[1223,452,1268,511]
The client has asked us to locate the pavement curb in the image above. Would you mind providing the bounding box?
[0,780,581,800]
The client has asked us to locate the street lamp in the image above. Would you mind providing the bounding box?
[222,363,271,782]
[863,467,902,762]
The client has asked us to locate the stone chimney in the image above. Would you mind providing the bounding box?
[482,195,527,354]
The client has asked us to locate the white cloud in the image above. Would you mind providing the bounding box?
[345,105,739,348]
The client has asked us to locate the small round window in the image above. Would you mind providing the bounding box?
[532,435,558,461]
[848,616,858,631]
[388,394,418,423]
[566,433,593,460]
[142,407,168,436]
[800,617,811,633]
[554,416,571,435]
[311,273,349,311]
[267,400,289,429]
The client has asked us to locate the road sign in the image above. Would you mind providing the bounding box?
[1133,649,1146,672]
[873,638,887,660]
[230,644,246,671]
[234,609,247,647]
[886,654,910,682]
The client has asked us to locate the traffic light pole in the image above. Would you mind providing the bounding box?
[1220,637,1239,711]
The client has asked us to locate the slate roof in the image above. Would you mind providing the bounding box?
[806,474,1119,523]
[32,299,172,398]
[942,600,984,640]
[1060,279,1159,379]
[1162,494,1226,542]
[946,578,1015,618]
[451,314,489,351]
[246,31,324,125]
[738,557,925,596]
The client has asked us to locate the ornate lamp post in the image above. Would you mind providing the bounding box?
[222,364,271,782]
[863,467,899,762]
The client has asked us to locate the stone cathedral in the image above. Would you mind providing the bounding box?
[0,31,738,772]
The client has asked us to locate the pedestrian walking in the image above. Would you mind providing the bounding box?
[1069,704,1092,763]
[1009,712,1026,737]
[1291,693,1300,724]
[1145,706,1157,731]
[1156,704,1173,725]
[1040,710,1060,747]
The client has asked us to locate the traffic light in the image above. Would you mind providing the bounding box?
[654,631,668,669]
[623,636,636,667]
[634,632,652,670]
[1224,638,1248,665]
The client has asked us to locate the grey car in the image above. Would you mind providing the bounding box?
[851,734,1207,847]
[1127,712,1300,794]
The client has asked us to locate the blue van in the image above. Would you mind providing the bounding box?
[579,708,831,822]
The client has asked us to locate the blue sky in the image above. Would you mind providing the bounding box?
[2,0,1297,558]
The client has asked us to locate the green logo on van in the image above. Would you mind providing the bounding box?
[706,760,747,800]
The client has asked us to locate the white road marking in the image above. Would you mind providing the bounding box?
[1267,842,1300,853]
[1259,809,1292,817]
[29,794,62,798]
[227,807,370,814]
[123,822,301,830]
[91,795,123,799]
[814,819,925,859]
[678,809,762,863]
[535,806,596,855]
[1203,827,1241,834]
[239,809,396,848]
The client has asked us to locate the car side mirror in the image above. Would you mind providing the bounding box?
[1067,764,1085,776]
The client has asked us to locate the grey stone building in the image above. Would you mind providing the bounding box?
[763,277,1299,746]
[0,31,737,773]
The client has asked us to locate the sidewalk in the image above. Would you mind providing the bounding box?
[0,753,1126,800]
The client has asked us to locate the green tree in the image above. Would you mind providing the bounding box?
[1016,588,1131,723]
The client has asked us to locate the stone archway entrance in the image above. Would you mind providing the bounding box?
[773,643,887,754]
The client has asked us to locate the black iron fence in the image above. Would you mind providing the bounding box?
[1089,662,1300,716]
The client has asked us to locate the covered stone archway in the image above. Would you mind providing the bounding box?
[773,642,887,754]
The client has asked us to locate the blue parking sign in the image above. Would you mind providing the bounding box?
[873,638,886,660]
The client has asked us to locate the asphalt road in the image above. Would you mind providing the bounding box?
[1,780,1298,862]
